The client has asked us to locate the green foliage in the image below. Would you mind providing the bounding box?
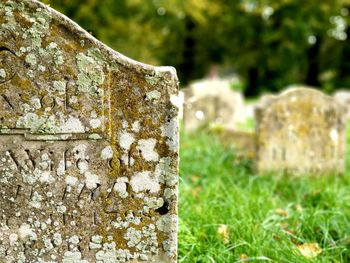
[43,0,350,94]
[179,131,350,262]
[230,80,246,93]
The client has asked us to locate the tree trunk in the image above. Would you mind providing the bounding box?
[305,36,321,87]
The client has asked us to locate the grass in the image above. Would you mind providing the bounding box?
[178,131,350,262]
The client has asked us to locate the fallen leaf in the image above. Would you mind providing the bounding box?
[297,242,322,258]
[190,175,200,183]
[240,253,248,259]
[190,186,202,197]
[275,208,289,217]
[217,224,230,244]
[285,229,295,235]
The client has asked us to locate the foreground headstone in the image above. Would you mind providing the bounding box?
[183,78,246,131]
[0,1,179,262]
[256,88,345,175]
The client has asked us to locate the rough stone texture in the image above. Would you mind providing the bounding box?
[0,1,179,262]
[256,88,345,175]
[182,78,246,131]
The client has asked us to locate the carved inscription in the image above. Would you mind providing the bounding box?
[0,135,114,225]
[0,1,178,262]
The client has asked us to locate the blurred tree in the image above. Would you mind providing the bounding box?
[42,0,350,95]
[219,0,349,95]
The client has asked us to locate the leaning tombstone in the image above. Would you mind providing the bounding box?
[0,1,179,262]
[256,88,345,175]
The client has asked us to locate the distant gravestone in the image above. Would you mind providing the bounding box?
[250,93,277,120]
[0,1,178,262]
[256,88,345,175]
[334,90,350,119]
[183,79,245,131]
[256,94,277,109]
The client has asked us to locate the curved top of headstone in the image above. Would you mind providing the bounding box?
[257,87,345,129]
[0,0,178,135]
[21,0,177,76]
[280,86,325,97]
[260,86,340,110]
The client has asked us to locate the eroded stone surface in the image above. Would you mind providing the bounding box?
[256,88,345,175]
[0,1,179,262]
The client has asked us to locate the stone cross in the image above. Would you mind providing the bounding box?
[256,88,345,175]
[0,1,179,262]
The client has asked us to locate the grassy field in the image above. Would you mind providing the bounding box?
[178,131,350,262]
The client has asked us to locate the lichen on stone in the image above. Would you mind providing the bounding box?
[76,50,106,94]
[0,0,178,262]
[136,138,159,162]
[0,69,7,79]
[156,157,177,187]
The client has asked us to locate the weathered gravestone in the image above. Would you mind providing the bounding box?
[183,78,246,131]
[256,88,345,175]
[0,1,179,262]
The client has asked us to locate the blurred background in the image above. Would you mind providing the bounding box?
[43,0,350,96]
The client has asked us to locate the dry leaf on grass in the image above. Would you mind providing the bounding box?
[217,224,230,244]
[190,175,200,183]
[275,208,289,217]
[190,186,202,197]
[297,242,322,258]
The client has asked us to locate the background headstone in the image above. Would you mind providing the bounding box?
[183,78,246,131]
[334,90,350,119]
[256,88,345,175]
[0,1,179,262]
